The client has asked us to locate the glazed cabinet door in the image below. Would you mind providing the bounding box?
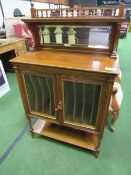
[23,71,58,121]
[60,76,103,131]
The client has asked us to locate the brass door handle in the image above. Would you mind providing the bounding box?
[55,108,59,111]
[55,101,63,111]
[58,101,63,110]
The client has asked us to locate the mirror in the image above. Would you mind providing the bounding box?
[40,25,112,49]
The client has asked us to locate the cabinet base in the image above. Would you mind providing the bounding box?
[33,119,99,156]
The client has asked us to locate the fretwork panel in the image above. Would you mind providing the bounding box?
[34,7,120,18]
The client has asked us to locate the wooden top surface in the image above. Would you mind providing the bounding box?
[0,37,25,47]
[11,48,119,74]
[22,17,124,23]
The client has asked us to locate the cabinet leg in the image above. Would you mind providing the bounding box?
[95,148,100,158]
[30,128,35,138]
[27,118,35,138]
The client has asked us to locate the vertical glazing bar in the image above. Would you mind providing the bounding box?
[89,86,96,124]
[76,9,79,16]
[41,10,43,17]
[39,27,43,44]
[92,9,94,15]
[38,76,44,113]
[114,9,116,16]
[29,75,38,112]
[101,9,103,16]
[95,9,97,16]
[71,10,73,16]
[46,10,48,17]
[89,10,91,16]
[66,10,68,17]
[50,10,52,17]
[83,9,85,16]
[73,82,76,121]
[60,10,63,17]
[46,77,52,115]
[72,10,75,16]
[78,10,81,16]
[81,84,85,122]
[36,10,39,17]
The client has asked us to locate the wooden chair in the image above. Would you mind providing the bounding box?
[108,73,123,131]
[120,22,129,38]
[13,20,34,48]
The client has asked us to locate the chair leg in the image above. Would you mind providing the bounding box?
[110,111,119,131]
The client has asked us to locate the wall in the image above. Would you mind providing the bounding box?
[0,0,68,35]
[0,9,3,27]
[1,0,68,19]
[0,0,97,28]
[0,0,30,27]
[69,0,97,7]
[1,0,31,18]
[31,0,69,5]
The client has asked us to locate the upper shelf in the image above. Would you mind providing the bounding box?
[21,3,125,59]
[10,48,119,75]
[22,16,125,23]
[30,3,124,19]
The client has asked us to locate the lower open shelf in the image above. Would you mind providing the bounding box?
[33,119,99,153]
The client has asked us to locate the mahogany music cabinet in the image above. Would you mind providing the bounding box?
[11,4,124,157]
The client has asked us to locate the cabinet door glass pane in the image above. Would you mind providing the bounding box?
[24,73,55,118]
[63,81,101,126]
